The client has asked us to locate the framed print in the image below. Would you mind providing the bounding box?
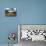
[4,8,16,16]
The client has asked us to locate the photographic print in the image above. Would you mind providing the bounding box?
[4,8,16,16]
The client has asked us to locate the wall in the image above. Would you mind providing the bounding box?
[0,0,46,44]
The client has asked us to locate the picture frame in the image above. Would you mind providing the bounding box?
[4,8,16,16]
